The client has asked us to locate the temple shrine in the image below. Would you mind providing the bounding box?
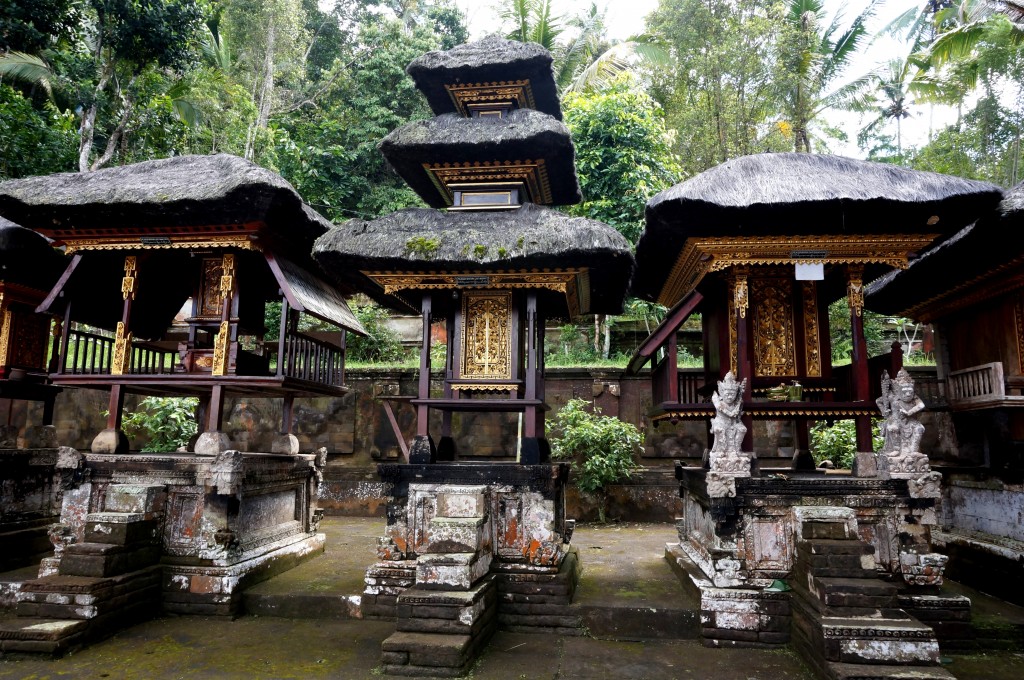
[313,35,634,676]
[0,154,363,650]
[629,153,1003,678]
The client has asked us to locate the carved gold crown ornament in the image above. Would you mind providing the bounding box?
[657,234,939,306]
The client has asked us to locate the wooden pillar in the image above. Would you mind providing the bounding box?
[409,293,436,464]
[108,255,138,430]
[732,272,754,451]
[276,297,289,378]
[521,292,547,464]
[848,265,872,451]
[206,384,225,433]
[212,254,235,377]
[281,394,294,435]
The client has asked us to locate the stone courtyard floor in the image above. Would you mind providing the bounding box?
[0,517,1022,679]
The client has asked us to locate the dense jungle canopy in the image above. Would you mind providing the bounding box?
[1,0,1022,360]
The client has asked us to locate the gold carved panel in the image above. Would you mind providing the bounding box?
[199,259,224,316]
[802,281,822,377]
[752,276,795,377]
[461,291,513,380]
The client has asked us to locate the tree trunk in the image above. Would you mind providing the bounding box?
[246,15,277,160]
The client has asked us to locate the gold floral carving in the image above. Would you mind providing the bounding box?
[219,254,235,301]
[733,275,749,319]
[657,234,937,306]
[461,292,512,380]
[212,321,230,376]
[121,256,137,300]
[450,383,519,392]
[200,259,223,316]
[424,160,552,205]
[753,277,795,377]
[0,309,11,366]
[445,80,536,115]
[63,234,256,254]
[1016,295,1024,374]
[364,270,584,316]
[727,285,737,375]
[847,265,865,318]
[111,322,132,375]
[802,281,821,377]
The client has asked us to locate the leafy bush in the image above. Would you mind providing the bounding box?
[809,419,884,469]
[122,397,199,452]
[551,398,643,522]
[346,302,408,363]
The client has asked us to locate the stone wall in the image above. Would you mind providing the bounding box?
[3,367,957,522]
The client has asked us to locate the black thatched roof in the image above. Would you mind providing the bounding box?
[0,216,66,292]
[379,109,581,208]
[312,203,633,315]
[633,153,1003,301]
[866,180,1022,319]
[406,35,562,119]
[0,154,334,251]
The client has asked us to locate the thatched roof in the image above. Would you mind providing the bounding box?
[867,180,1022,319]
[0,154,334,251]
[312,203,633,315]
[0,216,66,292]
[379,109,581,208]
[406,35,562,119]
[633,153,1003,301]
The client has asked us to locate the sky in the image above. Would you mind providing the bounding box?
[451,0,959,159]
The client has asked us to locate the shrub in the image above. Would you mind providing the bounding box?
[346,302,408,363]
[809,419,884,469]
[550,398,643,522]
[122,397,199,452]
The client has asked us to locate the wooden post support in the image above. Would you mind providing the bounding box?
[848,265,873,452]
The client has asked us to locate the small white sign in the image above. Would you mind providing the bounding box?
[795,262,824,280]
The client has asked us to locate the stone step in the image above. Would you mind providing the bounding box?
[59,541,161,578]
[83,513,159,546]
[0,617,87,656]
[827,661,957,680]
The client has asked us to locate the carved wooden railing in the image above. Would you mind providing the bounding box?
[279,330,344,387]
[60,329,177,375]
[677,370,706,404]
[948,362,1006,408]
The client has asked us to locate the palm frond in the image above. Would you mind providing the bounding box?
[0,51,55,99]
[927,20,989,65]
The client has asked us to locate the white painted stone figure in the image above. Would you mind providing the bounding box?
[877,368,926,455]
[711,371,747,456]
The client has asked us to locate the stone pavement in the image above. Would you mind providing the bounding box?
[1,517,1023,678]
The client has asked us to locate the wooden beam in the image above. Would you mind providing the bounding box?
[626,291,703,375]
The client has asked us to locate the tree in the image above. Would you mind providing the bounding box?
[776,0,877,152]
[646,0,791,175]
[0,84,77,178]
[857,58,917,158]
[563,82,680,244]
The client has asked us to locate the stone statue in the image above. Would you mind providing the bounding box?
[877,369,926,455]
[711,371,747,455]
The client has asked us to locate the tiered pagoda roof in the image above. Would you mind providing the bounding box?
[316,35,633,316]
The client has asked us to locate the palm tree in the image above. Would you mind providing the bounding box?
[778,0,878,152]
[858,58,917,156]
[500,0,667,93]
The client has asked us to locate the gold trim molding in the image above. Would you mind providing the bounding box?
[363,269,585,316]
[0,309,12,367]
[658,234,938,306]
[802,281,822,377]
[63,234,257,255]
[424,160,552,206]
[450,383,519,392]
[445,80,536,116]
[111,322,131,375]
[212,321,230,376]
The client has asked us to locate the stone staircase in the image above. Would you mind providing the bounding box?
[0,485,164,656]
[790,520,955,680]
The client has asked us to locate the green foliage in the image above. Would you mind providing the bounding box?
[0,85,77,179]
[122,397,199,452]
[405,236,441,258]
[0,0,82,53]
[548,324,600,365]
[346,302,408,363]
[809,419,884,469]
[563,82,681,243]
[827,299,887,365]
[551,398,643,521]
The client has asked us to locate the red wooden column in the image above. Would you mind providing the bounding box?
[93,255,138,454]
[732,272,755,451]
[848,265,873,452]
[521,292,546,464]
[409,293,436,463]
